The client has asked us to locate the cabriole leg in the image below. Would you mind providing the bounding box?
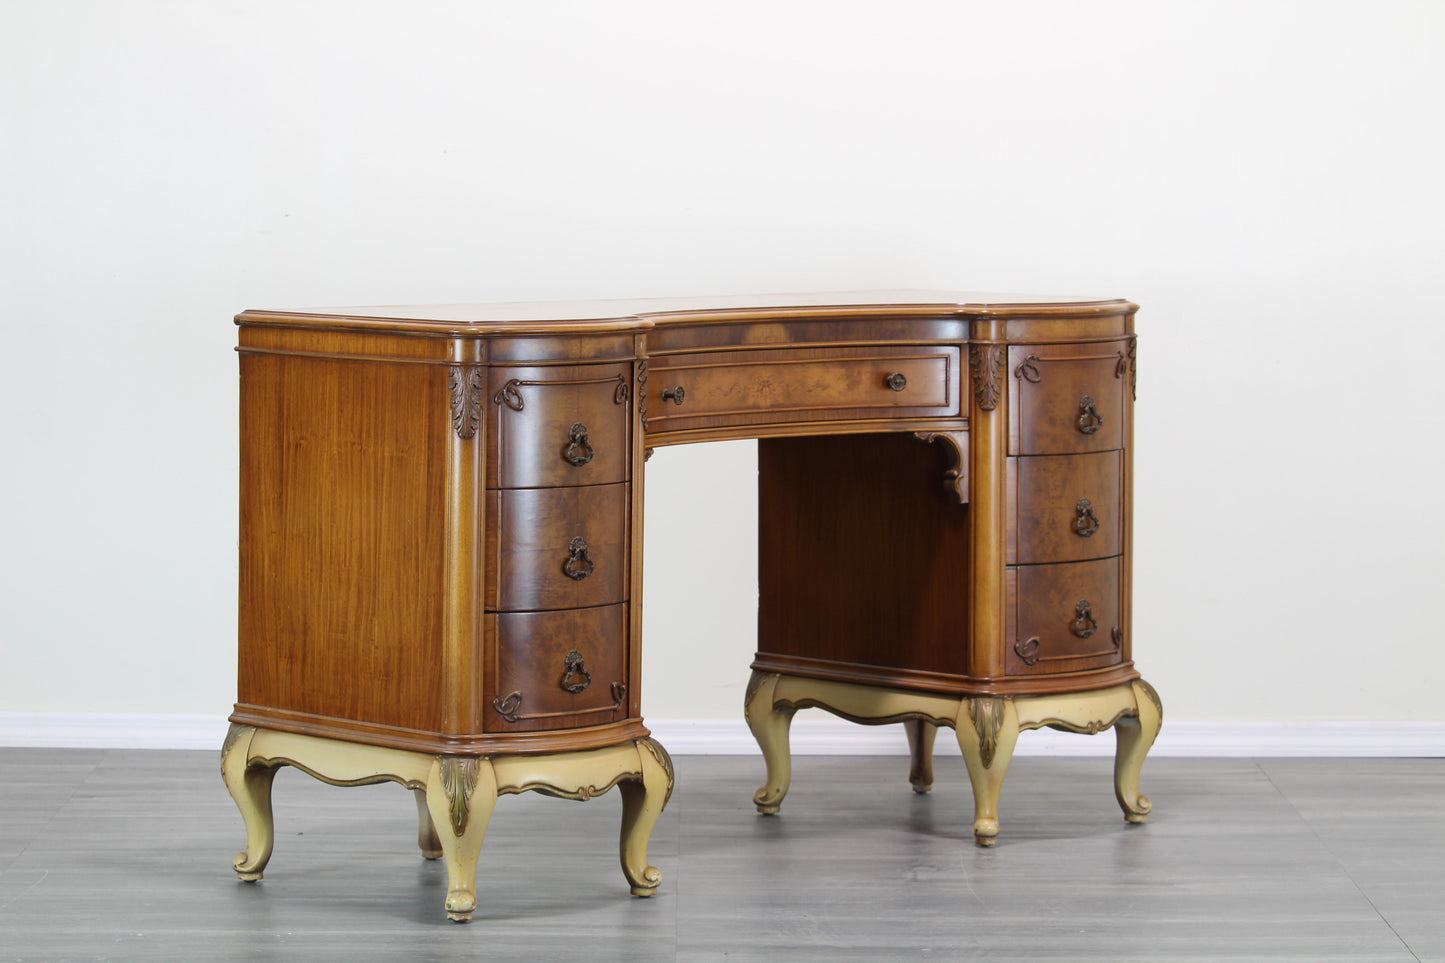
[413,788,443,859]
[954,697,1020,847]
[424,756,499,923]
[1114,679,1163,824]
[619,738,674,896]
[745,671,796,814]
[904,719,938,793]
[220,723,277,881]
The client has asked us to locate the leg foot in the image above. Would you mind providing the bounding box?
[1115,679,1163,824]
[413,788,443,859]
[221,724,277,881]
[619,738,673,896]
[424,756,498,923]
[745,671,796,814]
[954,698,1020,846]
[904,719,937,793]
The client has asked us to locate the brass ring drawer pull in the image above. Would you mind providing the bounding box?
[885,372,907,391]
[1076,395,1103,435]
[1073,498,1100,538]
[1071,599,1098,638]
[563,536,595,581]
[563,423,594,467]
[561,650,592,693]
[661,386,685,405]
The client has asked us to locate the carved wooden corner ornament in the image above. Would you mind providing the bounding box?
[913,430,970,503]
[448,365,485,439]
[969,344,1006,411]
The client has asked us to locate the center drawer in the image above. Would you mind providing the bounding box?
[485,483,629,612]
[646,345,960,432]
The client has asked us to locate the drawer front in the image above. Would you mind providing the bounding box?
[1009,344,1127,455]
[487,604,629,731]
[486,483,629,611]
[647,346,960,431]
[1012,451,1122,564]
[1008,557,1122,675]
[487,363,632,489]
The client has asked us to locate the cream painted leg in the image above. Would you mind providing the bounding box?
[904,719,938,793]
[413,788,443,859]
[1114,679,1163,824]
[424,756,499,923]
[745,671,795,814]
[618,738,674,896]
[220,723,277,881]
[953,698,1020,847]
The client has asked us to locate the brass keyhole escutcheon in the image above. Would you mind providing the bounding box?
[561,650,592,694]
[1073,498,1100,537]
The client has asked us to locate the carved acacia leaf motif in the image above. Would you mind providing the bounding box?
[968,698,1006,769]
[969,345,1005,411]
[448,365,486,439]
[439,756,480,837]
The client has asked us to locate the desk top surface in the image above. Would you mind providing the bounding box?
[237,290,1132,333]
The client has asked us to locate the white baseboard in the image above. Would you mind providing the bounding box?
[2,712,1441,756]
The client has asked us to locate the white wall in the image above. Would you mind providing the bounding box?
[3,1,1442,729]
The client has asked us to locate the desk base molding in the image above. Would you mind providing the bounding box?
[744,671,1162,846]
[220,724,672,922]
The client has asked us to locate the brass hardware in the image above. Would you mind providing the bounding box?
[1071,600,1098,639]
[561,650,592,693]
[661,386,685,406]
[1073,498,1100,537]
[885,372,907,391]
[563,423,594,467]
[1014,637,1041,666]
[492,691,522,722]
[1015,355,1042,383]
[563,536,594,581]
[1076,396,1103,435]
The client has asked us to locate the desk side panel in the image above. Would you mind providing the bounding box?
[236,348,448,734]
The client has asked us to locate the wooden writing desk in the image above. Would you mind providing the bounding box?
[222,291,1161,921]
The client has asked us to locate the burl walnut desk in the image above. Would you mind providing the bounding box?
[223,291,1161,921]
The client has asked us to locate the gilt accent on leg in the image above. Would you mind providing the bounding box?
[904,719,937,793]
[1114,679,1163,824]
[413,788,443,859]
[220,723,277,881]
[619,737,673,896]
[954,698,1020,846]
[425,756,498,923]
[744,671,795,813]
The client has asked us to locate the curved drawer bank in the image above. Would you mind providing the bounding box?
[227,290,1159,919]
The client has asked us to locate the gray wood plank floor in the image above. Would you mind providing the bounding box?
[0,748,1440,961]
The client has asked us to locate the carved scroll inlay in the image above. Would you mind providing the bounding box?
[611,682,627,707]
[613,374,630,404]
[1014,636,1041,666]
[969,344,1006,411]
[492,378,525,411]
[220,722,247,776]
[492,691,522,722]
[439,756,481,837]
[1137,679,1163,719]
[1014,355,1042,384]
[448,365,486,439]
[968,697,1006,769]
[1127,337,1138,399]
